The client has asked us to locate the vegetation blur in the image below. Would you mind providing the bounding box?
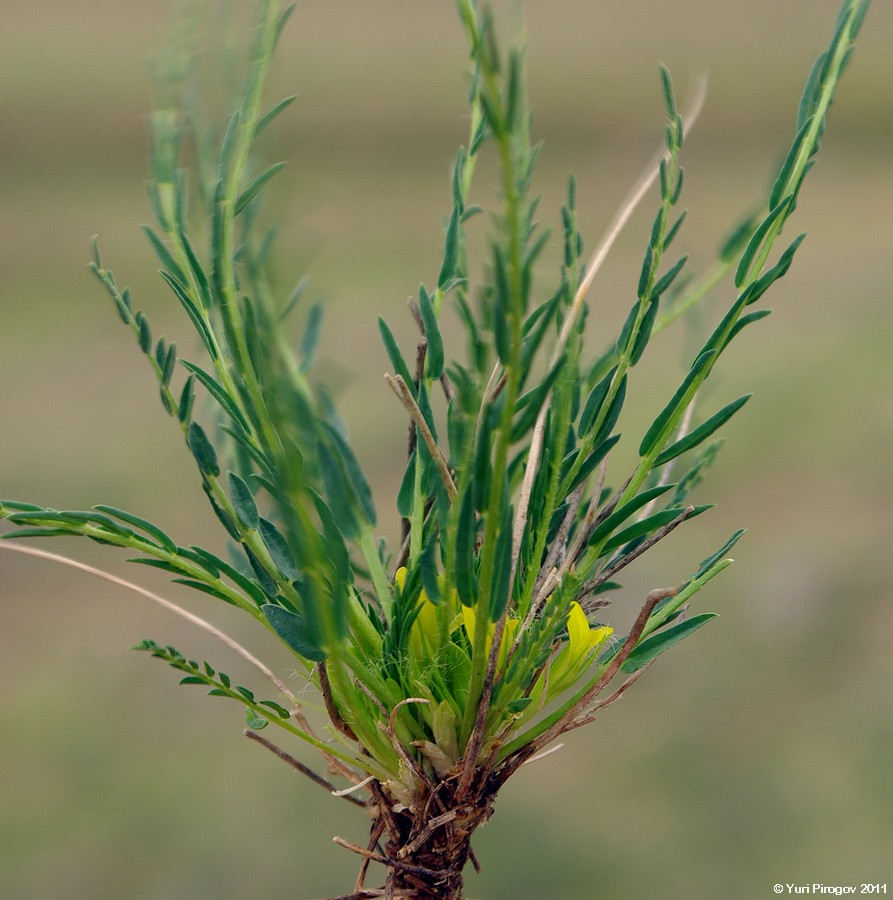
[1,1,891,898]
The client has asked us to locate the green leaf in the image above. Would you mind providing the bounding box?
[159,270,218,361]
[258,518,299,581]
[418,285,444,380]
[603,504,711,553]
[93,505,177,553]
[245,708,268,730]
[579,365,617,436]
[587,483,677,550]
[743,232,807,307]
[141,225,186,283]
[396,450,417,519]
[262,604,326,661]
[378,316,415,390]
[621,613,718,673]
[438,205,461,290]
[639,350,717,458]
[171,579,238,605]
[658,62,677,120]
[654,394,752,466]
[420,536,443,605]
[735,195,794,288]
[322,422,377,527]
[695,529,747,579]
[255,95,297,138]
[454,484,477,607]
[187,421,220,478]
[299,301,323,373]
[180,361,251,434]
[228,471,259,530]
[235,161,287,216]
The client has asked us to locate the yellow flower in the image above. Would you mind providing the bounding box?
[546,602,612,697]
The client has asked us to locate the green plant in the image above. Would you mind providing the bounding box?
[0,0,870,896]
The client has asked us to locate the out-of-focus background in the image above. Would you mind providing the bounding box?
[1,1,891,898]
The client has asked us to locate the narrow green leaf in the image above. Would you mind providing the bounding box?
[629,298,660,367]
[654,394,752,466]
[696,529,747,579]
[141,225,186,283]
[771,117,815,209]
[187,421,220,478]
[227,471,259,530]
[171,579,237,605]
[744,232,807,306]
[299,301,323,373]
[735,195,794,288]
[727,308,772,343]
[262,604,326,661]
[438,205,461,290]
[258,518,299,582]
[454,484,477,607]
[159,270,218,360]
[378,317,415,390]
[651,254,688,301]
[180,361,251,433]
[396,450,417,519]
[621,613,718,673]
[93,505,177,553]
[420,535,443,606]
[579,365,617,436]
[178,374,195,424]
[322,423,377,527]
[255,95,297,138]
[568,434,621,494]
[235,161,287,216]
[587,483,677,550]
[136,313,152,354]
[418,285,444,379]
[658,62,677,119]
[603,504,710,553]
[639,350,717,458]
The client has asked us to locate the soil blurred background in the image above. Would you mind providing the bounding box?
[1,1,891,897]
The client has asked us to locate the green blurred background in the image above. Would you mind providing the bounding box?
[1,1,891,898]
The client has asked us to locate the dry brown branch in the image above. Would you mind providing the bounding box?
[384,373,457,501]
[243,729,368,808]
[333,836,451,880]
